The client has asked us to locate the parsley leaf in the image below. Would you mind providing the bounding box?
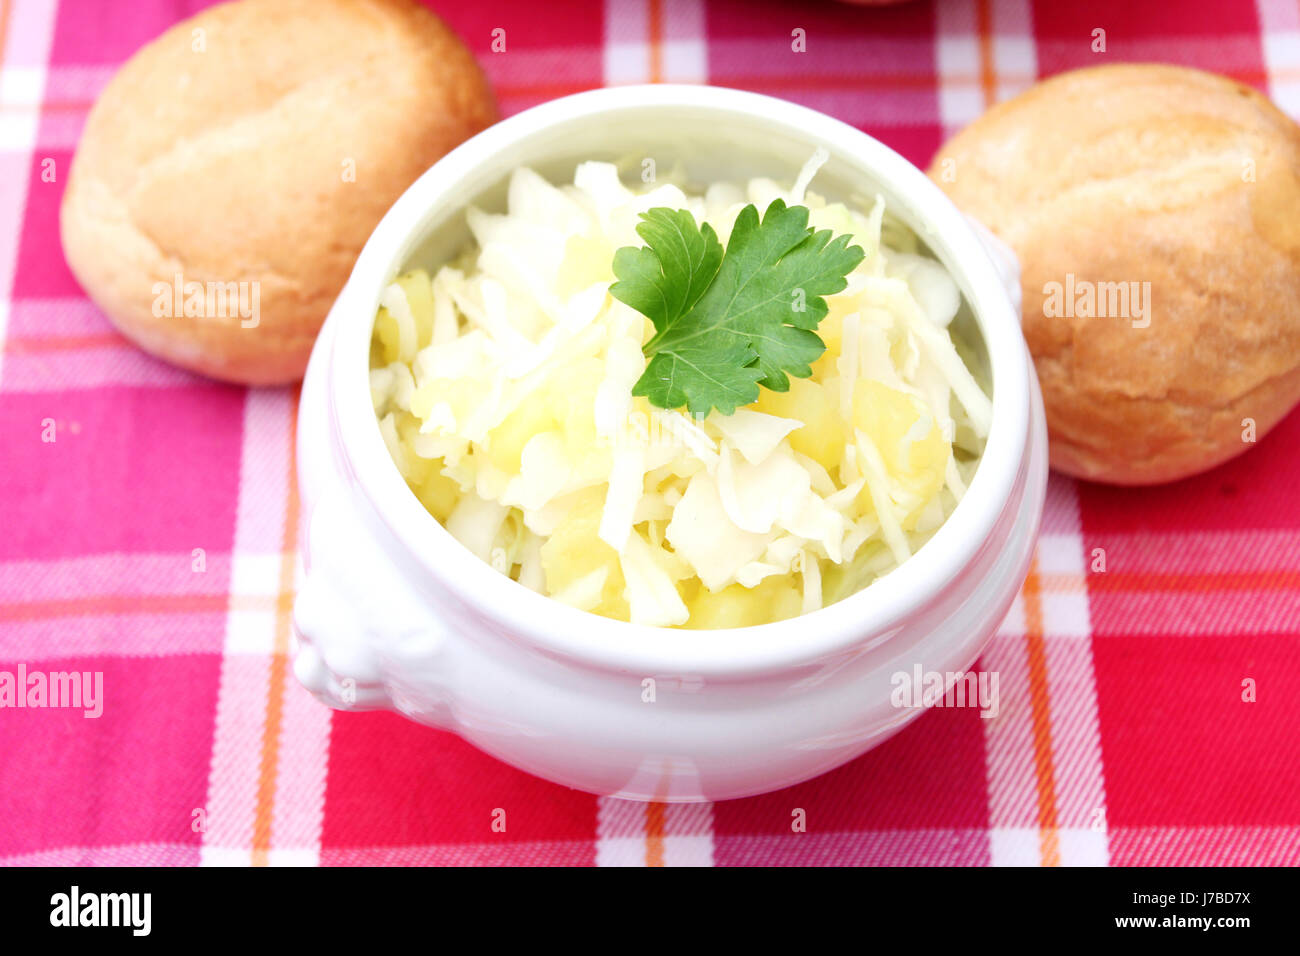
[610,200,865,416]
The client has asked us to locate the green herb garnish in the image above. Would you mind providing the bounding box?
[609,200,864,416]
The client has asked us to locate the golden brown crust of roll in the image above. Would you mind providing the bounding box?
[61,0,497,384]
[928,63,1300,484]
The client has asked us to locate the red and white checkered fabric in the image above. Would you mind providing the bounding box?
[2,0,1298,866]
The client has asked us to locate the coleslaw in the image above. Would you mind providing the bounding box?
[369,153,991,628]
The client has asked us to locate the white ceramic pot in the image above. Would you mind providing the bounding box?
[292,85,1047,802]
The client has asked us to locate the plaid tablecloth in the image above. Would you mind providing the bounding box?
[2,0,1298,867]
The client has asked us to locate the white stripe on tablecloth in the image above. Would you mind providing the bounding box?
[1257,0,1300,116]
[981,598,1040,863]
[1038,480,1108,865]
[662,801,714,866]
[268,573,331,865]
[201,388,329,866]
[201,390,290,865]
[660,0,708,83]
[934,0,1038,140]
[934,0,985,138]
[603,0,650,84]
[596,796,650,867]
[984,477,1109,866]
[0,0,59,391]
[988,0,1038,103]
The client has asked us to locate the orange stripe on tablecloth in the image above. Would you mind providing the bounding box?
[0,0,11,74]
[647,0,663,84]
[1032,570,1300,594]
[644,766,674,866]
[975,0,997,109]
[1020,555,1061,866]
[0,593,284,622]
[1082,570,1300,592]
[645,801,666,867]
[1022,570,1300,594]
[4,333,126,353]
[250,391,301,866]
[0,593,228,620]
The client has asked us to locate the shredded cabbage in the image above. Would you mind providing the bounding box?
[369,155,990,628]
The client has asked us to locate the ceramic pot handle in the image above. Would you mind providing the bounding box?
[292,477,452,723]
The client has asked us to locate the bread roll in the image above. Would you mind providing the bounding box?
[928,64,1300,484]
[61,0,496,384]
